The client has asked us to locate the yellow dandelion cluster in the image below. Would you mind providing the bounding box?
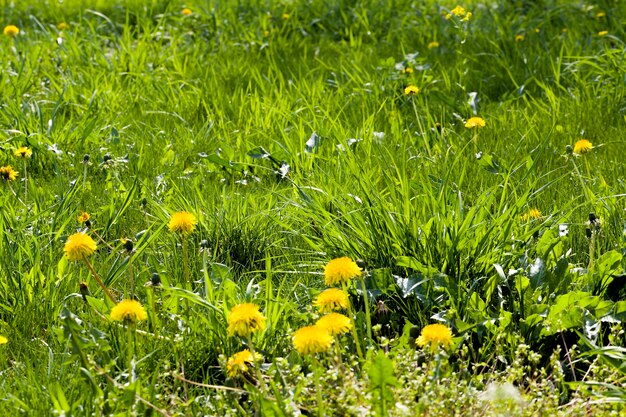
[428,41,440,49]
[416,323,453,351]
[465,116,486,128]
[227,303,266,337]
[313,288,349,313]
[110,299,148,323]
[182,8,192,16]
[3,25,19,37]
[292,325,333,355]
[226,349,258,377]
[168,211,197,235]
[57,22,69,30]
[404,85,420,96]
[573,139,593,155]
[324,257,362,286]
[315,313,352,336]
[0,166,18,181]
[0,335,7,345]
[64,232,97,261]
[14,146,32,158]
[522,208,541,221]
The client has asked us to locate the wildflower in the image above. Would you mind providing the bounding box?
[416,323,453,351]
[324,257,362,286]
[110,299,148,323]
[226,349,258,377]
[515,34,524,42]
[0,335,7,345]
[64,232,97,261]
[57,22,69,30]
[598,31,608,37]
[0,166,18,181]
[293,325,333,355]
[461,12,473,22]
[168,211,197,235]
[182,8,192,15]
[14,146,32,158]
[3,25,19,37]
[428,41,440,49]
[573,139,593,154]
[403,66,414,74]
[534,28,541,33]
[522,208,541,221]
[446,6,466,19]
[596,12,606,18]
[77,211,91,224]
[464,116,486,128]
[316,313,352,336]
[227,303,266,337]
[404,85,419,96]
[282,13,290,20]
[314,288,349,313]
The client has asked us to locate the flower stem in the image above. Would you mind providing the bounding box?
[128,252,134,298]
[182,236,190,288]
[311,356,324,417]
[82,256,116,303]
[359,277,373,346]
[343,283,364,360]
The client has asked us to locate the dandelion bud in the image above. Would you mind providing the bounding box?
[588,212,597,223]
[103,154,112,163]
[565,144,573,155]
[141,197,148,208]
[151,272,161,286]
[356,259,366,269]
[123,238,134,252]
[83,154,90,163]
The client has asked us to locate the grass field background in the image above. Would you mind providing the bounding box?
[1,0,626,415]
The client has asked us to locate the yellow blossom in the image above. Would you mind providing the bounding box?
[282,13,290,20]
[110,299,148,323]
[293,325,333,355]
[403,66,414,74]
[0,166,18,181]
[416,323,453,351]
[182,8,192,16]
[573,139,593,154]
[64,232,97,261]
[316,313,352,336]
[404,85,419,96]
[313,288,349,313]
[464,117,486,128]
[57,22,69,30]
[515,34,525,42]
[77,211,91,224]
[168,211,197,235]
[3,25,19,37]
[446,6,467,20]
[226,349,259,377]
[598,31,608,37]
[14,146,32,158]
[596,12,606,18]
[0,335,7,345]
[428,41,440,49]
[522,208,541,221]
[227,303,266,337]
[324,257,362,286]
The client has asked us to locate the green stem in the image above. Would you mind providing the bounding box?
[203,249,213,302]
[182,236,190,287]
[23,160,27,199]
[312,357,324,417]
[359,277,372,346]
[247,337,267,392]
[128,253,134,298]
[82,256,116,303]
[343,282,364,360]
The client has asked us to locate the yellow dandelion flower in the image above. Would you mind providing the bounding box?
[313,288,349,313]
[404,85,420,96]
[3,25,19,37]
[0,166,18,181]
[293,325,333,355]
[0,335,7,345]
[226,349,258,377]
[534,28,541,33]
[168,211,197,235]
[464,117,486,128]
[598,31,608,37]
[515,34,525,42]
[446,6,467,20]
[461,12,472,22]
[182,8,192,16]
[403,66,414,74]
[110,299,148,323]
[57,22,69,30]
[596,12,606,18]
[282,13,290,20]
[14,146,32,158]
[428,41,440,49]
[77,211,91,224]
[64,232,97,261]
[316,313,352,336]
[573,139,593,154]
[522,208,542,221]
[416,323,453,351]
[227,303,266,337]
[324,257,362,286]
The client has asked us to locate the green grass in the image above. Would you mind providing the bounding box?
[1,0,626,415]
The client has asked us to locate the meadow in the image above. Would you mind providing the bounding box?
[1,0,626,415]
